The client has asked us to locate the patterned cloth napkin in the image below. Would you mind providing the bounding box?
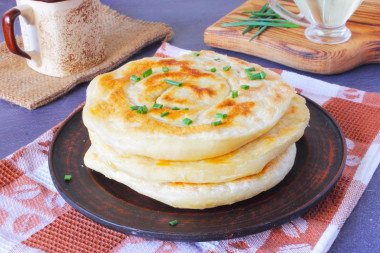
[0,43,379,253]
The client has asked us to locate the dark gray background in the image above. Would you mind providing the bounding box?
[0,0,379,252]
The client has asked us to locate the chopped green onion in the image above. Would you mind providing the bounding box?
[240,85,250,90]
[160,111,169,117]
[232,90,238,98]
[211,120,223,126]
[131,105,148,113]
[172,107,180,110]
[130,75,141,82]
[245,68,265,80]
[183,118,193,125]
[130,106,140,110]
[249,71,266,80]
[137,105,148,114]
[183,107,189,110]
[162,66,169,72]
[194,53,200,56]
[216,113,227,119]
[153,103,163,109]
[246,72,254,80]
[169,219,178,226]
[223,66,231,71]
[214,58,220,61]
[211,67,216,72]
[142,68,152,78]
[64,175,72,181]
[244,68,255,80]
[164,79,183,87]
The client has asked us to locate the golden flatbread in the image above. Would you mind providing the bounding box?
[83,51,296,160]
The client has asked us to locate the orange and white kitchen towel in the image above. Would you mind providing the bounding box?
[0,43,379,253]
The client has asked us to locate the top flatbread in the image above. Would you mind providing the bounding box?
[83,51,296,160]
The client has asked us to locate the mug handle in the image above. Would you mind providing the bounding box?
[2,7,31,59]
[268,0,310,27]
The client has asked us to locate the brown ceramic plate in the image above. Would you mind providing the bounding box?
[49,97,346,242]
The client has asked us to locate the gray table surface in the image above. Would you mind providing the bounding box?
[0,0,379,252]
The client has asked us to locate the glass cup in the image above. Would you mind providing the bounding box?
[268,0,364,44]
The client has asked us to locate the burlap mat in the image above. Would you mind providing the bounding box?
[0,5,172,109]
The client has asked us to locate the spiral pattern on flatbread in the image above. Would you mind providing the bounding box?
[83,51,296,161]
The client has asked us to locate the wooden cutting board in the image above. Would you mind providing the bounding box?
[204,0,380,74]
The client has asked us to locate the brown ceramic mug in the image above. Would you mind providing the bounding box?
[2,0,105,77]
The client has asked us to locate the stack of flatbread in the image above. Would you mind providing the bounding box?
[83,51,310,209]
